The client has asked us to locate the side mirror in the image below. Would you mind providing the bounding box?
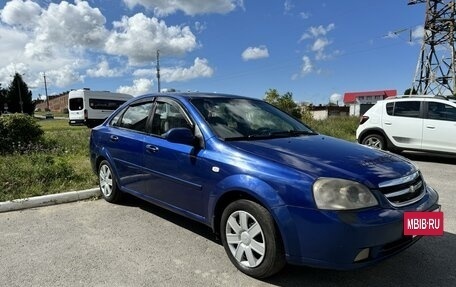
[164,128,195,146]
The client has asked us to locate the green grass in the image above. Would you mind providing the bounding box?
[305,116,359,142]
[0,116,360,202]
[35,111,69,118]
[0,119,97,201]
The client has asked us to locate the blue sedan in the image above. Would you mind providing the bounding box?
[90,92,439,278]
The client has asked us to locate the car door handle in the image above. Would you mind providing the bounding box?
[146,145,159,153]
[426,125,435,129]
[110,135,119,142]
[384,122,392,126]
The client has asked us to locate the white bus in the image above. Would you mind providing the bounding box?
[68,89,133,128]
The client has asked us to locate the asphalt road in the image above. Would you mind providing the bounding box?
[1,152,455,287]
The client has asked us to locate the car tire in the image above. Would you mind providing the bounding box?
[98,160,122,203]
[220,199,286,278]
[362,134,386,150]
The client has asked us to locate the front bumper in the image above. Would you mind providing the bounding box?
[278,185,439,269]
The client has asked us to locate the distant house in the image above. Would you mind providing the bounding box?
[309,105,349,120]
[344,90,396,116]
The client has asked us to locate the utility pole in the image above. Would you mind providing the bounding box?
[156,50,161,93]
[409,0,456,95]
[43,72,49,111]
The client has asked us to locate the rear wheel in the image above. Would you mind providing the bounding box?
[362,134,386,150]
[98,160,122,203]
[220,199,286,278]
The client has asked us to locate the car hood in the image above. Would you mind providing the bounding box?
[227,135,416,188]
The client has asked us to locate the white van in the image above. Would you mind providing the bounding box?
[68,89,133,128]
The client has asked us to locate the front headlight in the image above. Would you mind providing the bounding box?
[313,178,378,210]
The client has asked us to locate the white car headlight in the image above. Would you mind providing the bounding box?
[313,178,378,210]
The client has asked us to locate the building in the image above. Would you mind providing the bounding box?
[35,92,69,113]
[343,89,396,116]
[309,105,349,120]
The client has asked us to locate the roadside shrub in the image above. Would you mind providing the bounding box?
[0,114,44,154]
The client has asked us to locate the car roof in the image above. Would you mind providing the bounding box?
[381,95,456,104]
[134,92,255,101]
[385,95,450,100]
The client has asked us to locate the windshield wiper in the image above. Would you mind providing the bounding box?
[269,130,317,137]
[224,134,271,141]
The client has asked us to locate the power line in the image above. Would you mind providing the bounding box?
[409,0,456,95]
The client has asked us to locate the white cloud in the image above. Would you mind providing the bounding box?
[300,11,311,19]
[0,1,113,90]
[194,21,207,34]
[122,0,242,16]
[312,38,330,52]
[133,68,155,78]
[86,59,123,78]
[105,13,197,65]
[0,1,211,94]
[161,57,214,82]
[301,56,313,75]
[292,55,314,80]
[1,0,41,29]
[300,23,335,41]
[116,78,153,96]
[329,93,343,105]
[299,23,337,62]
[241,46,269,61]
[284,0,294,14]
[0,26,28,64]
[312,38,336,60]
[32,0,108,50]
[45,64,85,87]
[412,25,424,41]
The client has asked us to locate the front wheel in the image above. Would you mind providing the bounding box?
[220,200,286,278]
[362,134,386,150]
[98,160,122,203]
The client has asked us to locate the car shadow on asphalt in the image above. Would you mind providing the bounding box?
[399,151,456,164]
[117,193,220,244]
[115,193,455,286]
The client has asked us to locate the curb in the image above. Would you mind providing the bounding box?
[0,188,100,213]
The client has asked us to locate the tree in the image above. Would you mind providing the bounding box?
[264,89,301,118]
[6,73,34,114]
[404,88,417,95]
[0,83,7,113]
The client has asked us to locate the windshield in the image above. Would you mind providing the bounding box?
[190,97,316,140]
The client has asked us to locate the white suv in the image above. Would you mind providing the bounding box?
[356,95,456,154]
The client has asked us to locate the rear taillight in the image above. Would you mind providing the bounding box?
[359,115,369,125]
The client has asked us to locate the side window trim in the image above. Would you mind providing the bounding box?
[391,100,422,118]
[110,97,155,133]
[150,98,194,137]
[425,101,456,122]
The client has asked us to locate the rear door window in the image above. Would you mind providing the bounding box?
[150,100,191,136]
[118,102,153,132]
[69,98,83,111]
[392,101,421,118]
[427,102,456,121]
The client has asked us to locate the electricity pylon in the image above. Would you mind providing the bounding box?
[409,0,456,96]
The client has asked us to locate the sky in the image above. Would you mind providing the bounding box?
[0,0,428,104]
